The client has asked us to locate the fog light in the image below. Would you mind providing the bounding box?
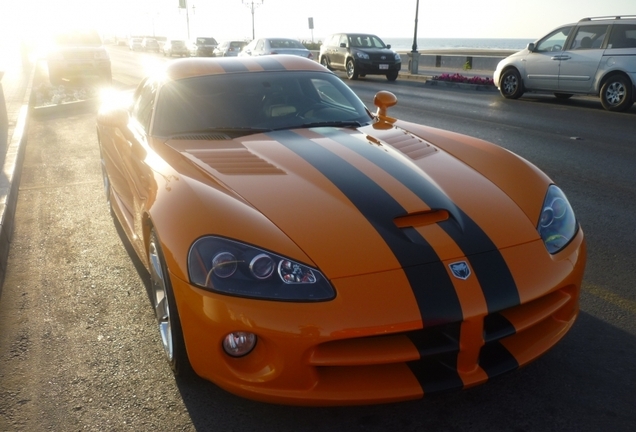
[223,332,257,357]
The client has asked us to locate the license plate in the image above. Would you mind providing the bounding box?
[379,64,388,70]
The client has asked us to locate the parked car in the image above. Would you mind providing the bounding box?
[192,37,218,56]
[46,28,112,85]
[162,39,189,57]
[141,38,160,52]
[319,33,401,81]
[129,38,143,51]
[494,15,636,111]
[213,40,248,57]
[96,55,585,405]
[239,38,313,59]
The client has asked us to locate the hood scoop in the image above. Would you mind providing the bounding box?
[185,148,286,175]
[394,210,450,228]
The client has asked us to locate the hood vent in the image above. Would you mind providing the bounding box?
[172,133,232,141]
[186,148,286,175]
[372,129,437,160]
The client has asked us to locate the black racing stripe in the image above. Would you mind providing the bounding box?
[479,342,519,378]
[406,321,462,392]
[254,57,287,71]
[316,128,521,314]
[483,313,516,343]
[268,130,463,325]
[218,61,249,73]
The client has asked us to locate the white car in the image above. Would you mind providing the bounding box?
[494,16,636,111]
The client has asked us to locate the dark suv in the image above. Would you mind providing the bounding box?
[319,33,401,81]
[47,28,112,85]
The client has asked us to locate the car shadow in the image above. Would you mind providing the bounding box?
[172,311,635,431]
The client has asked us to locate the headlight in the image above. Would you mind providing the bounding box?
[537,185,578,254]
[355,51,370,60]
[188,236,335,301]
[394,53,401,61]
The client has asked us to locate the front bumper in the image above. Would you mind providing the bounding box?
[356,59,401,75]
[171,231,585,406]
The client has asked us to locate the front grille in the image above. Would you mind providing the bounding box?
[309,286,577,394]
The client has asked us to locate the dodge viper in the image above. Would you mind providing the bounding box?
[96,55,586,405]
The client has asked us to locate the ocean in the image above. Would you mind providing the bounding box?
[383,37,534,51]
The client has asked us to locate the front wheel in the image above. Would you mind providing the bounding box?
[499,68,524,99]
[600,75,634,112]
[346,58,359,80]
[149,229,192,376]
[386,70,399,81]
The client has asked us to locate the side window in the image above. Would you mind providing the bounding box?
[607,24,636,49]
[339,34,348,47]
[255,39,264,51]
[571,25,608,50]
[131,80,156,131]
[536,27,572,52]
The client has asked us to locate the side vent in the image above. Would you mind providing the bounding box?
[173,133,232,141]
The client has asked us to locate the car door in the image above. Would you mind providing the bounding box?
[108,79,154,231]
[524,26,573,91]
[331,34,348,69]
[558,24,609,93]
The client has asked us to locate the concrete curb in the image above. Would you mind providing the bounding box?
[31,98,100,120]
[0,69,33,286]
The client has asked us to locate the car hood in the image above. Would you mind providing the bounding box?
[166,125,541,279]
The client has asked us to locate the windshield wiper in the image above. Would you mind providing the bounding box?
[167,127,273,139]
[275,120,364,130]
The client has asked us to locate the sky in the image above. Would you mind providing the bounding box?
[0,0,634,46]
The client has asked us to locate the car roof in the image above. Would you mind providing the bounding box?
[162,55,327,82]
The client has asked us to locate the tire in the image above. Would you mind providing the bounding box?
[600,75,634,112]
[320,55,331,71]
[499,68,524,99]
[346,58,359,80]
[99,150,114,216]
[554,93,573,99]
[386,70,398,81]
[149,229,192,376]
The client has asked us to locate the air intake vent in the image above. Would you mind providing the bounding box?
[172,133,232,141]
[369,129,437,160]
[186,148,286,175]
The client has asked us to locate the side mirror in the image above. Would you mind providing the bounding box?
[97,107,129,128]
[340,43,346,48]
[386,44,391,49]
[527,42,536,52]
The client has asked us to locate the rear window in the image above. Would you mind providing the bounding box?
[55,29,102,46]
[269,39,304,49]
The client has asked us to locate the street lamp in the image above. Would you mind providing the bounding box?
[242,1,264,40]
[179,0,196,40]
[409,0,420,74]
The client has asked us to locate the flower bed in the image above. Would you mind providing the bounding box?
[432,73,494,86]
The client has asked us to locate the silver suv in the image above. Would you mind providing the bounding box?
[494,16,636,111]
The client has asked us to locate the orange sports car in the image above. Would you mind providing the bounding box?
[96,55,586,406]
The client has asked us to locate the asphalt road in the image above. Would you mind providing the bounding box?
[0,47,634,431]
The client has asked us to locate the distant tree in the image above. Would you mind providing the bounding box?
[302,40,322,51]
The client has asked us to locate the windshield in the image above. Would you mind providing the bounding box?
[152,71,373,137]
[348,34,386,48]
